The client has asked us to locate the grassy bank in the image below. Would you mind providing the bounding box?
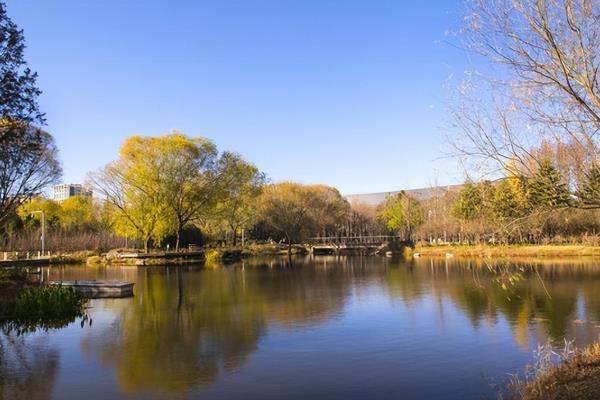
[415,244,600,258]
[508,343,600,400]
[0,250,98,267]
[242,243,308,256]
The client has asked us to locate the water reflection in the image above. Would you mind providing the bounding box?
[0,334,59,400]
[81,260,350,394]
[4,256,600,399]
[82,267,266,394]
[388,258,600,348]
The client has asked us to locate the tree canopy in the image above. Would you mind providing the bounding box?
[380,191,422,240]
[0,3,60,230]
[258,182,349,252]
[89,132,269,251]
[213,152,266,245]
[451,0,600,210]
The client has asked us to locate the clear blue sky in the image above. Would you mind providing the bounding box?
[6,0,468,195]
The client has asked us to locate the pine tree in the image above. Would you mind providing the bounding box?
[527,160,570,209]
[577,164,600,208]
[451,182,483,221]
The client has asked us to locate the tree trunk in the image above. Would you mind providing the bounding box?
[175,231,181,252]
[177,267,183,313]
[144,239,149,254]
[287,241,293,264]
[232,225,237,246]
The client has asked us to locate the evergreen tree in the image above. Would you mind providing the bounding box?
[492,177,528,222]
[451,182,483,221]
[577,164,600,208]
[527,160,570,209]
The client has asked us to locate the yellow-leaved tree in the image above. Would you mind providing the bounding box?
[89,132,220,252]
[258,182,349,254]
[59,195,97,232]
[213,152,266,246]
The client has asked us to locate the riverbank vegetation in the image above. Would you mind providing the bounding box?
[415,244,600,258]
[506,343,600,400]
[373,0,600,248]
[0,269,87,334]
[444,0,600,246]
[452,2,600,397]
[2,195,130,252]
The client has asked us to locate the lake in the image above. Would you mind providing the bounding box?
[2,256,600,399]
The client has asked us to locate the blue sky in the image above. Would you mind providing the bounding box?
[6,0,469,195]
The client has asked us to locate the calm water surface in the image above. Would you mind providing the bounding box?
[2,256,600,400]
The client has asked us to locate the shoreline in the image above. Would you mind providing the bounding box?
[2,244,600,269]
[510,343,600,400]
[415,244,600,258]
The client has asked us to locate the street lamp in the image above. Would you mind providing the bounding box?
[30,210,46,256]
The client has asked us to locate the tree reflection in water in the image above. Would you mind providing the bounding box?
[390,258,599,349]
[0,334,59,400]
[83,258,349,395]
[79,256,600,396]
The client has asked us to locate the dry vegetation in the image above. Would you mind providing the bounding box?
[507,343,600,400]
[415,244,600,258]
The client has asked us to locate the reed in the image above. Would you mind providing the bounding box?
[503,341,600,400]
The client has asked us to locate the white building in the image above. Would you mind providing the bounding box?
[53,184,93,202]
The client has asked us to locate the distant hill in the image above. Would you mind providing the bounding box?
[344,184,463,206]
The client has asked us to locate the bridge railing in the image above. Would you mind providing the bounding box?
[307,235,402,246]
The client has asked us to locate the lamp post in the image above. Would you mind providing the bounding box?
[30,210,46,256]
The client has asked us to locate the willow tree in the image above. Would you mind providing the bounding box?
[89,154,168,253]
[451,0,600,209]
[154,133,219,250]
[90,132,220,252]
[214,152,265,246]
[0,4,60,228]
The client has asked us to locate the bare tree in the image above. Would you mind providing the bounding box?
[0,4,61,227]
[88,159,165,253]
[0,126,61,227]
[450,0,600,208]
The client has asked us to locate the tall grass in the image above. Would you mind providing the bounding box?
[415,243,600,257]
[501,339,591,400]
[1,230,140,253]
